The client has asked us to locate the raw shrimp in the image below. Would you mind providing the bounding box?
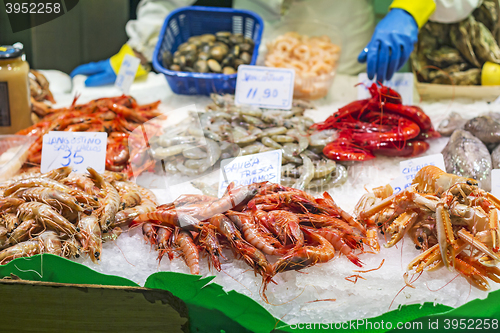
[113,182,157,226]
[292,155,315,190]
[197,224,223,271]
[77,214,102,263]
[310,227,363,267]
[175,230,200,275]
[13,187,83,213]
[272,227,335,273]
[17,202,78,236]
[226,211,285,256]
[87,168,120,230]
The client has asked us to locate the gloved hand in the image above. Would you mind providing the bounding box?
[70,59,117,87]
[358,8,418,83]
[70,44,148,87]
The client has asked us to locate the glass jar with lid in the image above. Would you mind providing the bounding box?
[0,45,32,134]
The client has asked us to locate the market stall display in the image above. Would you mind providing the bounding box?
[17,95,162,175]
[4,2,500,330]
[146,93,347,192]
[356,165,500,291]
[311,83,438,161]
[0,167,157,264]
[133,182,366,296]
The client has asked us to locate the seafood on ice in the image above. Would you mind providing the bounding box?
[146,93,347,191]
[311,83,439,161]
[438,112,500,190]
[441,129,492,191]
[0,166,157,264]
[18,95,163,176]
[132,182,367,297]
[355,165,500,291]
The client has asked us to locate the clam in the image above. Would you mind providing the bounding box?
[162,51,173,68]
[209,44,229,62]
[240,52,252,64]
[221,54,235,68]
[229,33,244,45]
[230,45,240,57]
[193,60,209,73]
[223,67,236,74]
[207,59,222,73]
[170,64,181,71]
[167,31,255,74]
[200,34,216,43]
[198,52,210,61]
[234,59,245,69]
[239,42,253,53]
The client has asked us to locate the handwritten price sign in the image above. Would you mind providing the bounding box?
[41,131,108,173]
[390,153,446,193]
[115,54,141,94]
[235,65,295,109]
[218,150,282,197]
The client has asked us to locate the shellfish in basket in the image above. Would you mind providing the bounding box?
[355,165,500,291]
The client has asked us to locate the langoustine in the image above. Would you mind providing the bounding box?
[355,165,500,291]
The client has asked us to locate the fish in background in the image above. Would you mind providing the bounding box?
[442,129,492,191]
[463,113,500,145]
[437,112,467,136]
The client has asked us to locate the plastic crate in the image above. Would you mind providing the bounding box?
[152,6,264,96]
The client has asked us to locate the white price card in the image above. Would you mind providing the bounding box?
[41,131,108,174]
[390,153,446,194]
[218,150,282,197]
[491,169,500,198]
[235,65,295,109]
[357,73,414,105]
[115,54,141,94]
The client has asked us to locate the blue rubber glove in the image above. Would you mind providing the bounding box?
[70,59,117,87]
[358,8,418,83]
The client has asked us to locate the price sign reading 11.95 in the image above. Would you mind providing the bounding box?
[235,65,295,109]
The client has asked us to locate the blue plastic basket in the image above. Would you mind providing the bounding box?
[152,6,264,96]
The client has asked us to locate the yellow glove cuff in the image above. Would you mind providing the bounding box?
[389,0,436,28]
[109,44,149,78]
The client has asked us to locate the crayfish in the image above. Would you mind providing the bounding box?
[311,83,439,161]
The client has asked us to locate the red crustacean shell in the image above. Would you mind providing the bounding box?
[312,83,435,161]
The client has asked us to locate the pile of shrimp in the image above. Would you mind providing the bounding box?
[17,95,163,176]
[0,166,157,265]
[132,181,366,297]
[151,93,346,193]
[264,32,341,99]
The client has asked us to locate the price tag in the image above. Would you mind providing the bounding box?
[115,54,141,94]
[218,150,282,197]
[235,65,295,109]
[357,73,414,105]
[491,169,500,198]
[390,153,446,194]
[41,131,108,174]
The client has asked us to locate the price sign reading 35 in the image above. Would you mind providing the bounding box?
[235,65,295,109]
[40,131,108,174]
